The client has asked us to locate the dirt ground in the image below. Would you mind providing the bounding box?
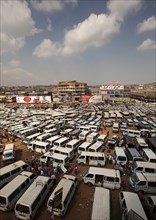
[0,127,130,220]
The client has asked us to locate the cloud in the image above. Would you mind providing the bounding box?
[47,18,52,32]
[1,0,41,54]
[137,16,156,33]
[33,39,62,57]
[9,59,21,67]
[107,0,142,21]
[31,0,78,13]
[33,0,142,57]
[137,38,156,51]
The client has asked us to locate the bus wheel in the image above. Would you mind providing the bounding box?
[87,182,93,187]
[80,162,84,166]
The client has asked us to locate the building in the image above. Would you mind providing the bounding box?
[58,81,90,101]
[99,84,130,101]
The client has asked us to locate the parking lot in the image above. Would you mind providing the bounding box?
[0,101,155,220]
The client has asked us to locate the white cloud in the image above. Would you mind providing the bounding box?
[137,38,156,51]
[107,0,142,21]
[1,0,41,54]
[33,39,62,57]
[47,18,52,32]
[9,59,21,67]
[31,0,78,12]
[137,16,156,33]
[33,0,142,57]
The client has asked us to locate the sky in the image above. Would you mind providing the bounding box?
[1,0,156,86]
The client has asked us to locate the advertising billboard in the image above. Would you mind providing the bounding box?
[89,95,104,103]
[16,96,52,103]
[100,84,124,90]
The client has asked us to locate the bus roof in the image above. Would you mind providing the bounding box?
[136,172,156,182]
[16,176,50,206]
[80,151,105,157]
[91,187,110,220]
[0,160,27,176]
[121,192,147,220]
[88,167,120,178]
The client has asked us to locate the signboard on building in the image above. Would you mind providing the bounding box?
[89,95,104,103]
[100,84,124,90]
[16,96,52,103]
[81,95,92,101]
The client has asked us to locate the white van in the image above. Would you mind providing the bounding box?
[36,133,52,142]
[27,140,50,153]
[54,146,74,161]
[0,171,36,211]
[91,187,110,220]
[79,130,90,141]
[125,147,143,164]
[2,143,15,164]
[114,147,127,166]
[136,137,148,149]
[23,132,41,145]
[112,122,120,133]
[47,175,78,217]
[97,134,108,143]
[88,141,104,152]
[77,152,106,166]
[78,142,91,154]
[0,160,31,188]
[141,148,156,163]
[86,132,99,143]
[119,191,147,220]
[65,139,81,152]
[122,129,141,138]
[82,167,121,189]
[131,161,156,174]
[46,135,61,146]
[129,172,156,194]
[15,176,52,220]
[53,137,69,148]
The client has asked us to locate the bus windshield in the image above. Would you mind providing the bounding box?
[16,204,30,214]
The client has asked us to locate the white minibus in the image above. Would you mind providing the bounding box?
[114,147,127,166]
[53,137,69,148]
[0,171,36,211]
[86,132,99,143]
[54,146,74,161]
[19,128,38,139]
[129,172,156,194]
[44,128,58,136]
[46,135,61,146]
[36,133,52,142]
[77,152,106,166]
[22,132,41,145]
[65,139,81,152]
[127,119,134,127]
[88,141,104,152]
[136,137,148,149]
[122,129,141,138]
[91,187,110,220]
[119,191,147,220]
[97,134,108,143]
[27,140,50,153]
[79,126,91,132]
[131,161,156,174]
[141,148,156,163]
[0,160,31,188]
[2,143,15,164]
[82,167,121,189]
[112,122,120,133]
[79,130,90,141]
[125,147,143,164]
[15,176,52,220]
[78,142,91,154]
[47,175,78,217]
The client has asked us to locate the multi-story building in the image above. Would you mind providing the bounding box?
[99,84,130,101]
[58,80,90,101]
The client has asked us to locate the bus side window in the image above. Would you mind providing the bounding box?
[106,177,114,182]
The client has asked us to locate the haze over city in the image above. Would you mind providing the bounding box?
[1,0,156,86]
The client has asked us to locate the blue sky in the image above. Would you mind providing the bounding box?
[1,0,156,86]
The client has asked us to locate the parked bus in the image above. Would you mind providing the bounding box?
[53,137,69,148]
[78,142,91,154]
[65,139,81,153]
[88,141,104,152]
[91,187,110,220]
[122,129,141,138]
[141,148,156,163]
[119,191,147,220]
[36,133,52,142]
[129,172,156,194]
[135,137,148,149]
[82,167,121,189]
[2,143,15,164]
[0,160,30,188]
[0,171,36,211]
[131,161,156,174]
[97,134,108,144]
[112,122,120,133]
[27,140,50,153]
[22,132,41,145]
[54,146,74,161]
[79,130,91,141]
[47,175,78,217]
[86,132,99,143]
[46,135,61,146]
[125,147,143,164]
[77,152,106,166]
[14,176,52,220]
[114,147,127,166]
